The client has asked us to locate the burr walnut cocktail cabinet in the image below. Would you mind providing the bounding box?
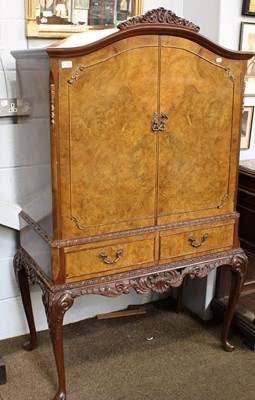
[12,8,253,400]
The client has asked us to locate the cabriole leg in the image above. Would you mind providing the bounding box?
[176,279,185,313]
[43,291,74,400]
[221,252,248,352]
[14,249,37,351]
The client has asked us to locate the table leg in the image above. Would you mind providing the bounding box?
[14,249,37,351]
[221,252,248,351]
[176,280,184,313]
[43,291,74,400]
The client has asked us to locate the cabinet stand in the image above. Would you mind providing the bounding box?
[14,246,248,400]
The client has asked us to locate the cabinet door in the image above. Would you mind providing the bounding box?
[157,37,238,225]
[59,37,158,238]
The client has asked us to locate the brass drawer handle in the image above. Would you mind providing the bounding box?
[152,112,168,132]
[188,233,209,248]
[99,248,123,265]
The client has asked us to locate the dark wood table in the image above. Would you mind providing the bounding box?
[211,159,255,348]
[0,356,6,385]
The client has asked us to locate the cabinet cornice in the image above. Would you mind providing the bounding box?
[47,24,254,61]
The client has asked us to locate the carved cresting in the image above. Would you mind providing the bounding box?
[117,7,200,32]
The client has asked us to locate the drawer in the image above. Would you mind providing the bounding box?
[64,235,156,282]
[160,222,235,262]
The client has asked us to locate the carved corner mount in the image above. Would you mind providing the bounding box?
[230,252,248,294]
[117,7,200,32]
[43,291,74,341]
[14,247,53,293]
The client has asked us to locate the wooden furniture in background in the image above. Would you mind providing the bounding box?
[0,356,6,385]
[12,8,253,400]
[212,159,255,347]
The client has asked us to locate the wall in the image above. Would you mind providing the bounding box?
[183,0,255,160]
[183,0,220,42]
[0,0,28,340]
[0,2,183,340]
[0,0,253,340]
[219,0,255,161]
[144,0,182,14]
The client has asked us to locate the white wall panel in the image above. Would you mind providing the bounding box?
[144,0,183,15]
[0,297,30,339]
[183,0,220,42]
[0,200,21,230]
[0,70,9,97]
[0,225,18,257]
[0,257,20,300]
[0,282,170,340]
[0,122,51,169]
[0,164,51,206]
[0,0,25,20]
[0,19,27,69]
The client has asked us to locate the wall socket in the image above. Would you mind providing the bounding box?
[0,98,31,117]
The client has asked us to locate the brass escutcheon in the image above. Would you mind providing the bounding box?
[152,112,168,132]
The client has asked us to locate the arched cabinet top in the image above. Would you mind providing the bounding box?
[47,8,254,61]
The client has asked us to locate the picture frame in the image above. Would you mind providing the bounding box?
[240,22,255,95]
[241,106,254,149]
[74,0,89,10]
[242,0,255,16]
[26,0,144,38]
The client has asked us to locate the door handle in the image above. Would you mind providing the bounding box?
[98,248,123,265]
[188,233,209,248]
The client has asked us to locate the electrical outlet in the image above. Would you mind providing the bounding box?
[9,102,17,113]
[0,98,31,117]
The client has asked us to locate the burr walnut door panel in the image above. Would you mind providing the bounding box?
[157,38,241,225]
[58,38,159,239]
